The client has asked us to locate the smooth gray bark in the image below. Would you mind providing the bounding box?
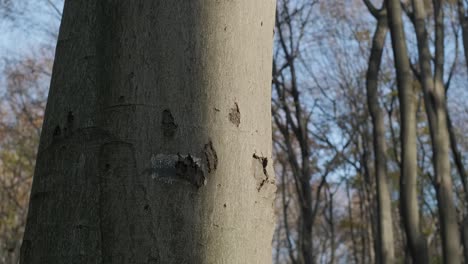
[364,10,395,264]
[386,0,429,262]
[411,0,461,262]
[20,1,277,263]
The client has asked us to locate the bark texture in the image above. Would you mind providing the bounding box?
[20,1,277,263]
[386,0,429,262]
[365,11,395,264]
[411,0,461,262]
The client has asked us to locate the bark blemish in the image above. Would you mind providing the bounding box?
[175,154,205,188]
[67,111,74,123]
[118,95,125,103]
[253,153,268,174]
[147,154,205,187]
[252,153,269,191]
[204,141,218,173]
[53,125,61,137]
[75,224,87,230]
[65,111,74,137]
[161,109,178,137]
[147,258,159,264]
[20,239,32,262]
[229,102,241,127]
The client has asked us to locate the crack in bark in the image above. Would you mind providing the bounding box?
[204,141,218,173]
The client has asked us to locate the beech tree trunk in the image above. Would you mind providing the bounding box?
[386,0,429,262]
[411,0,461,262]
[365,10,395,264]
[20,1,277,263]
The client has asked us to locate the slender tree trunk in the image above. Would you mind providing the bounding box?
[463,217,468,261]
[361,132,378,264]
[448,2,468,253]
[346,181,360,264]
[386,0,429,262]
[365,13,395,264]
[455,13,468,249]
[329,191,336,264]
[458,0,468,71]
[358,186,368,263]
[411,0,461,262]
[299,175,314,264]
[281,164,297,264]
[274,7,314,261]
[448,109,468,261]
[447,113,467,203]
[20,1,277,263]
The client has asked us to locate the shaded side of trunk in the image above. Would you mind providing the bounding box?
[411,0,461,262]
[365,14,395,264]
[385,0,429,262]
[20,1,277,263]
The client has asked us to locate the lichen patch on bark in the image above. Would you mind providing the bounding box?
[229,102,240,127]
[146,154,205,188]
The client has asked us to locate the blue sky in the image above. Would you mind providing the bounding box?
[0,0,62,59]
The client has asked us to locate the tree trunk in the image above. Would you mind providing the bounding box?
[411,0,461,262]
[386,0,429,262]
[365,13,395,264]
[273,6,314,262]
[20,1,277,263]
[346,181,360,264]
[458,0,468,71]
[448,110,468,261]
